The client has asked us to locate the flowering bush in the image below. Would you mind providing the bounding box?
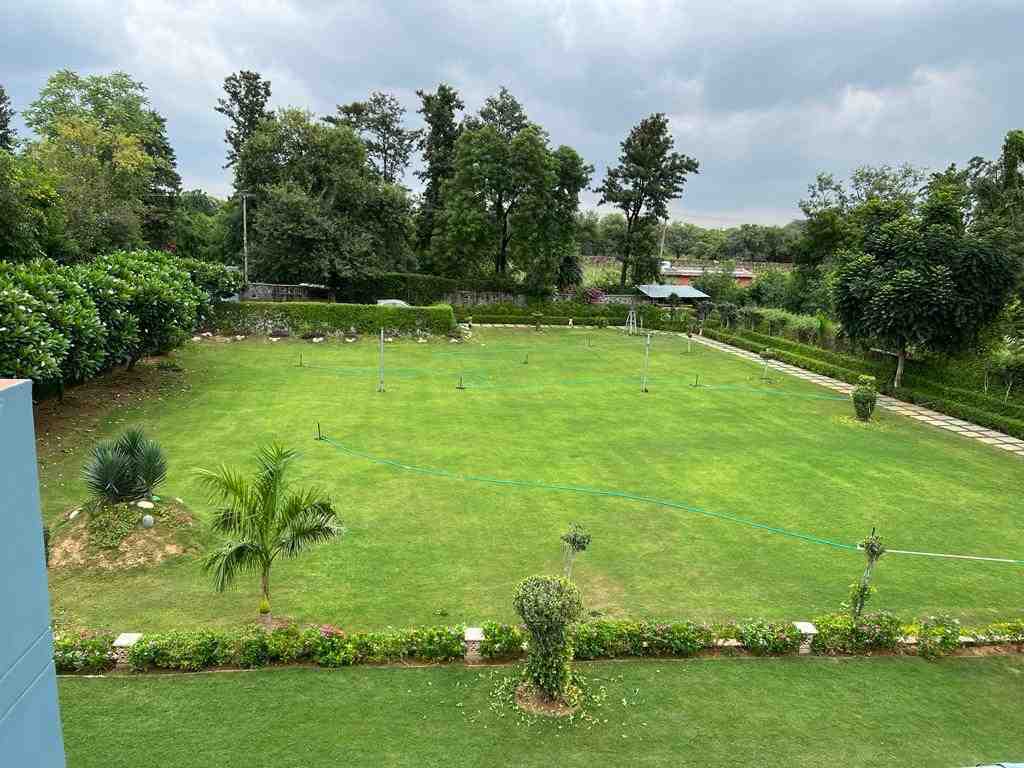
[736,619,802,655]
[812,612,902,654]
[52,632,117,674]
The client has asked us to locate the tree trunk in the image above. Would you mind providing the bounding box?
[259,568,272,629]
[618,259,628,287]
[1006,379,1013,405]
[894,348,906,389]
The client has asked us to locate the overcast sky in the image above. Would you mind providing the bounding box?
[5,0,1023,227]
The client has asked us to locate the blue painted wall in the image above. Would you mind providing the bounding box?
[0,380,67,766]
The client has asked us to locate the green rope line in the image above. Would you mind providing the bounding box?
[319,436,859,552]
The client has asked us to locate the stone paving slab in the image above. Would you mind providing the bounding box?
[685,332,1023,459]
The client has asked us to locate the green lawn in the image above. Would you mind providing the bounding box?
[42,327,1024,631]
[59,656,1024,767]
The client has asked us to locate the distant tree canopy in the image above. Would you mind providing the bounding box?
[596,113,699,286]
[236,108,414,285]
[433,87,592,290]
[20,70,181,255]
[0,84,16,152]
[833,168,1019,387]
[327,91,420,184]
[215,70,272,173]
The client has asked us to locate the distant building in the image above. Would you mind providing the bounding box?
[660,262,755,287]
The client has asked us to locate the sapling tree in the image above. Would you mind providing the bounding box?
[513,575,584,702]
[199,444,343,625]
[851,375,878,421]
[560,523,591,580]
[848,529,885,620]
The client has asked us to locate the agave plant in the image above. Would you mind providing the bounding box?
[198,443,343,622]
[82,427,168,504]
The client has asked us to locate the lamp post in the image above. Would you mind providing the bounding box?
[240,191,253,285]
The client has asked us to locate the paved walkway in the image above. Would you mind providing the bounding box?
[689,333,1024,458]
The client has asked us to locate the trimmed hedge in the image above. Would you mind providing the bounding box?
[209,301,456,336]
[125,624,465,672]
[52,615,1024,673]
[701,327,1024,439]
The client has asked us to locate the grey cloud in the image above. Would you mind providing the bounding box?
[4,0,1023,225]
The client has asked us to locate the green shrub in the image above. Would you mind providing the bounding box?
[313,625,465,667]
[97,251,204,359]
[572,620,713,660]
[737,619,801,655]
[513,575,584,701]
[127,630,233,671]
[479,621,526,660]
[52,633,117,674]
[852,375,878,421]
[975,619,1024,644]
[73,262,141,367]
[82,427,167,504]
[812,612,902,654]
[0,273,69,380]
[916,615,962,660]
[266,624,322,663]
[1,259,106,385]
[210,301,456,336]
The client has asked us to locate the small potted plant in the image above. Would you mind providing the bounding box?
[852,375,878,421]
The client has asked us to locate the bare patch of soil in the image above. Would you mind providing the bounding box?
[34,357,191,467]
[515,682,579,718]
[50,498,198,571]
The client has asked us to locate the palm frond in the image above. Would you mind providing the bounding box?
[254,443,296,521]
[135,439,168,496]
[82,442,135,503]
[276,489,343,558]
[202,541,265,593]
[195,465,259,537]
[114,427,148,464]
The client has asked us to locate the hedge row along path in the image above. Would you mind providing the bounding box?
[678,331,1024,459]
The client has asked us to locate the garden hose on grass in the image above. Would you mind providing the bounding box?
[319,436,1024,566]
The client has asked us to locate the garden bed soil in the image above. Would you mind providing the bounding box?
[49,498,198,571]
[514,682,579,718]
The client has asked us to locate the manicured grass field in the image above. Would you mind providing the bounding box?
[59,656,1024,767]
[42,327,1024,631]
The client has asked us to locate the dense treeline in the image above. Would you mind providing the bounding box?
[2,67,1022,394]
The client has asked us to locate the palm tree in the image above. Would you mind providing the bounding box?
[198,443,342,624]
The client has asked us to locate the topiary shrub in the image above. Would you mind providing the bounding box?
[737,619,801,655]
[512,575,584,702]
[916,615,961,660]
[852,375,878,421]
[0,273,69,381]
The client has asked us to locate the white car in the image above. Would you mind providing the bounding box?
[376,299,410,307]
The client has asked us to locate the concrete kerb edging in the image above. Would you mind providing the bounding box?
[104,623,1010,669]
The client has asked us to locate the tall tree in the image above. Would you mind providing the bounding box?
[833,171,1018,388]
[595,114,699,286]
[215,70,272,170]
[0,84,15,152]
[466,86,530,140]
[23,70,180,251]
[327,91,420,184]
[415,83,464,256]
[236,108,414,283]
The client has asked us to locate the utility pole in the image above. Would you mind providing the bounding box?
[240,192,253,285]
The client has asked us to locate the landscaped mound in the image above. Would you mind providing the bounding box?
[49,497,199,571]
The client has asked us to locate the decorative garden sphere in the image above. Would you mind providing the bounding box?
[141,514,155,529]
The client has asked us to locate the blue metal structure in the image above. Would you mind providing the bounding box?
[0,380,66,766]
